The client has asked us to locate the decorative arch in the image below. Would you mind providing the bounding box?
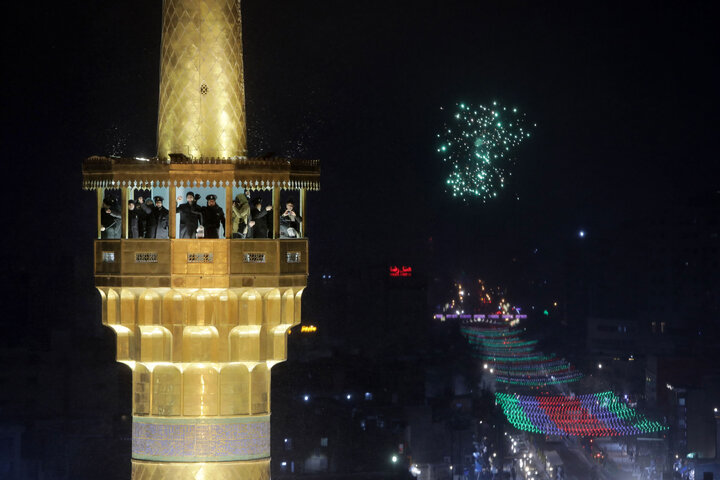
[136,325,173,362]
[138,290,162,326]
[182,326,219,362]
[120,288,140,326]
[238,288,261,326]
[229,325,265,363]
[217,289,238,326]
[189,290,215,326]
[263,289,281,326]
[281,288,295,325]
[294,288,305,325]
[105,288,121,326]
[108,324,135,362]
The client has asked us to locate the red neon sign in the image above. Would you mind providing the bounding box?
[389,266,413,277]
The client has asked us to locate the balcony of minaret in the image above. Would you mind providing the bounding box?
[84,154,319,416]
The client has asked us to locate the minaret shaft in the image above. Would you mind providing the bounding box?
[157,0,247,159]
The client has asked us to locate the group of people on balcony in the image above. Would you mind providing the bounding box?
[102,196,169,239]
[229,191,303,239]
[99,190,301,239]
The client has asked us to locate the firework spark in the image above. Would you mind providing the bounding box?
[437,101,533,201]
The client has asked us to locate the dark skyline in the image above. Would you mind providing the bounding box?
[4,1,720,283]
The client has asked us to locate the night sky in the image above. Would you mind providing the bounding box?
[3,0,719,287]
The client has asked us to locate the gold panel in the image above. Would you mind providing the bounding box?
[151,365,182,416]
[131,459,270,480]
[134,364,152,416]
[220,364,250,415]
[157,0,246,159]
[183,365,220,416]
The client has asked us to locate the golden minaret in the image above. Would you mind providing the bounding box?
[82,1,320,478]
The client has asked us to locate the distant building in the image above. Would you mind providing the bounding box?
[646,356,720,460]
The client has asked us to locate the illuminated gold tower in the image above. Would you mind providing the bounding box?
[157,0,247,160]
[82,1,320,478]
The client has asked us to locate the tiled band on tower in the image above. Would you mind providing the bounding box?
[82,1,320,478]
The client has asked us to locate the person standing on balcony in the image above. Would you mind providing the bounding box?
[231,192,250,238]
[100,198,121,239]
[136,195,148,237]
[177,191,203,238]
[202,194,225,239]
[279,198,302,238]
[142,198,157,238]
[128,200,140,238]
[151,196,169,239]
[248,197,272,238]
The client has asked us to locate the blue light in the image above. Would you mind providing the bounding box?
[578,230,586,238]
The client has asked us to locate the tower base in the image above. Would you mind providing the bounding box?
[131,459,270,480]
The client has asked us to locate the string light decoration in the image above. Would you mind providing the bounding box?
[461,321,666,436]
[495,392,668,437]
[437,102,534,201]
[460,327,524,339]
[496,371,584,386]
[462,323,582,385]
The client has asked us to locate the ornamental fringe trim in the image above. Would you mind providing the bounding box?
[81,156,321,191]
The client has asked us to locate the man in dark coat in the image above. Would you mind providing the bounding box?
[279,198,302,238]
[100,198,122,239]
[136,195,148,237]
[151,196,169,239]
[248,197,272,238]
[142,198,157,238]
[201,194,225,238]
[177,191,203,239]
[128,200,140,238]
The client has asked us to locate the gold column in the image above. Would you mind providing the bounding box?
[225,186,233,238]
[122,188,129,239]
[169,185,176,239]
[157,0,247,160]
[299,188,307,238]
[97,188,103,239]
[272,187,281,239]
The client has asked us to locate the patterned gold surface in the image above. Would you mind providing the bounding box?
[157,0,247,159]
[132,459,270,480]
[97,241,302,467]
